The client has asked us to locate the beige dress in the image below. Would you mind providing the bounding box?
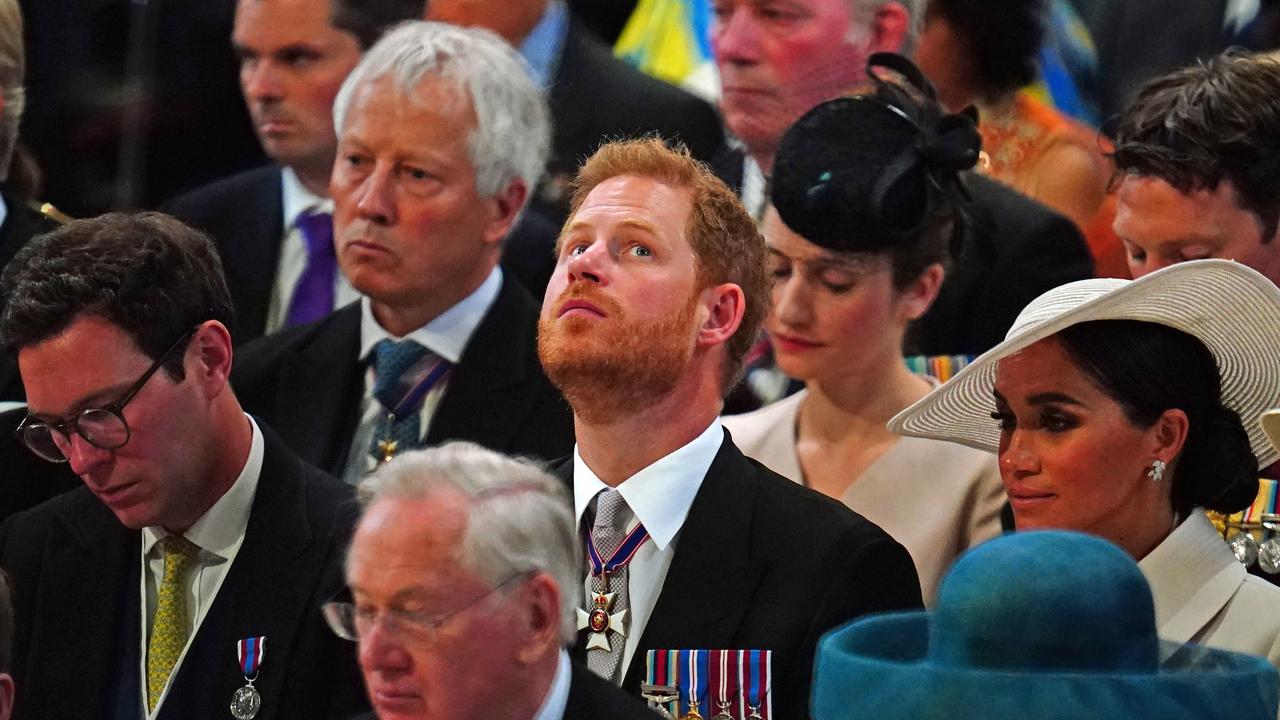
[723,389,1005,606]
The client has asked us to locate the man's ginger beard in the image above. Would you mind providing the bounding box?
[538,284,700,425]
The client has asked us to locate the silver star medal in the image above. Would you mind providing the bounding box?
[576,591,627,651]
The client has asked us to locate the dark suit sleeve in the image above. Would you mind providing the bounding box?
[780,529,922,720]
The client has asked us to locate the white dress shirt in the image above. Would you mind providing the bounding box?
[139,414,265,717]
[532,650,572,720]
[264,167,360,334]
[573,418,725,679]
[740,156,768,222]
[342,267,504,484]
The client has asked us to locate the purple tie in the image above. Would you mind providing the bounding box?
[285,211,336,327]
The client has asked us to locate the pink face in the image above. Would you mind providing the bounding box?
[763,210,910,383]
[1114,175,1280,284]
[347,492,522,720]
[992,336,1172,548]
[331,77,514,312]
[18,316,211,531]
[232,0,361,176]
[710,0,871,157]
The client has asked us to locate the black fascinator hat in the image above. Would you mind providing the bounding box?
[770,53,983,258]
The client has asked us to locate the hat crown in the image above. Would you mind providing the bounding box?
[930,531,1160,673]
[1003,277,1130,341]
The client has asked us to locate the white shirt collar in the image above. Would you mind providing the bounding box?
[142,414,265,559]
[531,650,572,720]
[358,266,503,364]
[572,419,724,551]
[0,192,10,232]
[280,165,332,233]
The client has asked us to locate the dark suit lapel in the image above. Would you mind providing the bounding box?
[225,168,285,343]
[710,147,746,195]
[619,434,766,692]
[0,190,58,400]
[160,429,322,719]
[31,496,135,717]
[424,278,540,450]
[271,304,364,474]
[546,22,593,174]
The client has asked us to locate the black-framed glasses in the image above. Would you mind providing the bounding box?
[15,328,198,463]
[322,571,532,645]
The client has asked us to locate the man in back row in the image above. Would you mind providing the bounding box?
[0,213,366,719]
[708,0,1093,356]
[538,138,923,717]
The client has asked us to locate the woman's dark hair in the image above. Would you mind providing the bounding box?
[1056,319,1258,517]
[925,0,1046,101]
[0,211,236,380]
[770,53,981,291]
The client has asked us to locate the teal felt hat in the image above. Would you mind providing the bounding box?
[812,531,1280,719]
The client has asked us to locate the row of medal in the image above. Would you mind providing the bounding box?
[641,649,773,720]
[1214,479,1280,574]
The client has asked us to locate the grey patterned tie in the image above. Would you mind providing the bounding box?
[586,488,631,682]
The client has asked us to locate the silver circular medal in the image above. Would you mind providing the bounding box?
[1258,537,1280,574]
[230,684,261,720]
[1230,532,1259,566]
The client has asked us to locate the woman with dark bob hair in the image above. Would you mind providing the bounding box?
[890,259,1280,666]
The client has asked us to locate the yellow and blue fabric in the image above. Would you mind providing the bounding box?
[812,530,1280,720]
[146,536,199,712]
[614,0,715,92]
[1029,0,1100,127]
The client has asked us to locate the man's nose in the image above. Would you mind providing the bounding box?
[712,7,762,65]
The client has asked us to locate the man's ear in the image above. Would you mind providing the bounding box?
[483,179,530,248]
[190,320,235,398]
[697,283,745,349]
[513,572,564,664]
[0,672,14,720]
[869,1,912,55]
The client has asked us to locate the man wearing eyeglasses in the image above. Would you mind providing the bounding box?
[333,442,656,720]
[0,212,368,720]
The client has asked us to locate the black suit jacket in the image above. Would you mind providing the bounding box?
[0,192,61,402]
[1092,0,1227,124]
[0,422,368,720]
[347,660,657,720]
[536,19,724,216]
[711,149,1093,356]
[231,276,575,475]
[0,408,81,522]
[560,432,923,720]
[164,165,284,343]
[164,166,565,338]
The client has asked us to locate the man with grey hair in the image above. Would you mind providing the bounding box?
[709,0,1093,361]
[233,21,575,483]
[331,442,657,720]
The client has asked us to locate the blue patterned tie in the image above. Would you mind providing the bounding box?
[368,339,449,464]
[284,211,336,327]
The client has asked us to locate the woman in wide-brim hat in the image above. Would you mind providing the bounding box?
[889,258,1280,665]
[812,530,1280,720]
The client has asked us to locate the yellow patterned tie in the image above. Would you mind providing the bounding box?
[147,536,199,712]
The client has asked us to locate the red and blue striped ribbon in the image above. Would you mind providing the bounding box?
[237,636,267,678]
[582,522,651,577]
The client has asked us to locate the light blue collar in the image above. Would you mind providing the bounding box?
[519,0,569,90]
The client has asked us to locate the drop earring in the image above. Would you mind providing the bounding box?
[1147,459,1166,482]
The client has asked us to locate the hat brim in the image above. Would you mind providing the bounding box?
[813,613,1280,720]
[888,260,1280,467]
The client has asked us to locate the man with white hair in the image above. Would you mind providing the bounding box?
[709,0,1093,357]
[233,21,574,482]
[333,442,657,720]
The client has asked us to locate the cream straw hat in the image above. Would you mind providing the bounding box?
[888,259,1280,467]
